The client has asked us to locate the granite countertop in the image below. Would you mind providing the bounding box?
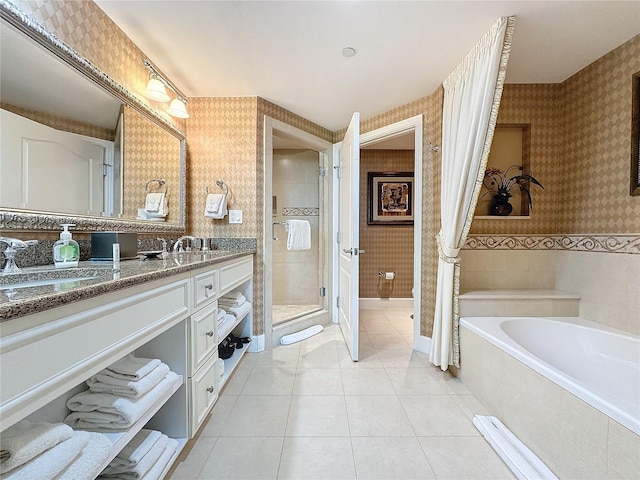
[0,249,255,322]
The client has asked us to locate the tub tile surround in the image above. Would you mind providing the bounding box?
[458,327,640,479]
[461,235,640,335]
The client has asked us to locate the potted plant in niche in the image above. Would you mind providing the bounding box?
[481,165,544,216]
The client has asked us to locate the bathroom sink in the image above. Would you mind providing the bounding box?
[0,267,113,291]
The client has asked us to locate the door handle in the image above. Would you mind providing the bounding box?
[342,248,365,255]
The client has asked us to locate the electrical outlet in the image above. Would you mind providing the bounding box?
[229,209,243,224]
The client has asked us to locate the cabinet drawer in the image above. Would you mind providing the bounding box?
[190,301,218,374]
[193,269,219,310]
[190,355,218,435]
[219,257,253,295]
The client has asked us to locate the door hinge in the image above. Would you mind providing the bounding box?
[336,231,341,244]
[319,166,327,177]
[320,287,326,297]
[101,163,111,176]
[333,165,341,178]
[336,296,340,309]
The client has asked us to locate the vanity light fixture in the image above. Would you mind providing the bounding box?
[142,59,189,118]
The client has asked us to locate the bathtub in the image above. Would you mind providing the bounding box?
[460,316,639,435]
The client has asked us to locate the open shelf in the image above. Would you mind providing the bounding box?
[219,339,251,389]
[218,308,251,341]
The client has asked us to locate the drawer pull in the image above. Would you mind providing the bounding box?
[206,330,214,337]
[206,386,215,393]
[205,283,214,291]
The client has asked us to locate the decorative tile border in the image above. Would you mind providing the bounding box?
[282,207,319,216]
[464,235,640,254]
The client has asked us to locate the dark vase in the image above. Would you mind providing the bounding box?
[488,192,513,216]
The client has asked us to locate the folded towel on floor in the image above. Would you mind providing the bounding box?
[87,363,170,398]
[0,421,73,474]
[226,301,251,319]
[204,194,227,219]
[106,430,161,470]
[103,355,162,382]
[3,430,89,480]
[218,294,246,309]
[100,434,168,479]
[286,219,311,250]
[65,372,181,431]
[54,432,113,480]
[139,438,178,480]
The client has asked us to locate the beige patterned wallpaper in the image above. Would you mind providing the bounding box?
[359,150,414,298]
[470,34,640,236]
[123,105,181,223]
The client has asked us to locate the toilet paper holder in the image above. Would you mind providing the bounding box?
[378,272,396,280]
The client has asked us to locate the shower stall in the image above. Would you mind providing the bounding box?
[271,149,326,326]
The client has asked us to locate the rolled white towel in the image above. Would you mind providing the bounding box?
[0,421,73,474]
[65,372,181,431]
[227,301,251,319]
[54,432,113,480]
[138,438,179,480]
[99,434,168,478]
[2,430,89,479]
[104,355,162,382]
[87,363,170,398]
[106,429,161,470]
[217,308,226,321]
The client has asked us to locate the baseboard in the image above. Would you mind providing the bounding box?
[249,334,265,352]
[359,298,413,309]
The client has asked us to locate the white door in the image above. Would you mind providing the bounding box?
[337,113,360,361]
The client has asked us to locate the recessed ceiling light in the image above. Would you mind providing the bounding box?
[342,47,357,58]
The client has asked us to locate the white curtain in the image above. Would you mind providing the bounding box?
[429,16,515,370]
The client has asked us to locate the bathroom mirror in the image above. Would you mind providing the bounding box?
[0,4,186,233]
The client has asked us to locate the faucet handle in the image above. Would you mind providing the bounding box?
[0,237,38,274]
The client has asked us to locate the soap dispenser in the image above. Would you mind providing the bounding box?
[53,224,80,268]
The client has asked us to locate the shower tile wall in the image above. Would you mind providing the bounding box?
[272,150,320,306]
[359,150,414,298]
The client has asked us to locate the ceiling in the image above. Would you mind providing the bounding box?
[94,1,639,132]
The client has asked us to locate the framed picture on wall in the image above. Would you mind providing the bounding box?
[367,172,414,225]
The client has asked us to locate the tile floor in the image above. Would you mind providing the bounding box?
[168,308,515,480]
[272,304,322,326]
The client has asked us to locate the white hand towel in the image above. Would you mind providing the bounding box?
[107,430,161,470]
[227,301,251,319]
[218,294,246,309]
[2,430,88,480]
[65,372,181,431]
[100,434,168,478]
[204,194,227,219]
[144,193,166,217]
[217,308,227,321]
[138,438,178,480]
[87,363,170,398]
[286,219,311,250]
[0,421,73,474]
[54,432,113,480]
[103,355,162,382]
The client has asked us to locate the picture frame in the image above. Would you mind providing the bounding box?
[367,172,414,225]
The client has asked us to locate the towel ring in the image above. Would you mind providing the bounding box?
[145,179,168,194]
[206,179,229,196]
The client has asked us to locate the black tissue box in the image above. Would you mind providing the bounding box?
[91,232,138,260]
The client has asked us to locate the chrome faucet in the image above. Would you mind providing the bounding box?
[0,237,39,274]
[172,235,199,254]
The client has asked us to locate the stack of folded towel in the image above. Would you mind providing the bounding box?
[218,291,252,321]
[97,429,178,480]
[217,307,227,329]
[0,420,112,480]
[65,355,181,431]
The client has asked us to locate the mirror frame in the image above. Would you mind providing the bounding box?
[0,2,186,233]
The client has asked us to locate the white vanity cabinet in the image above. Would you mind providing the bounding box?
[188,254,253,435]
[0,253,254,479]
